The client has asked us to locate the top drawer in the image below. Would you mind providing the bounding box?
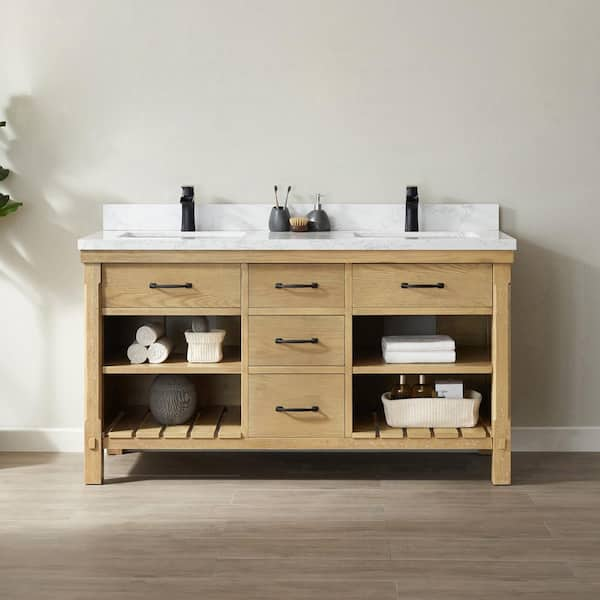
[102,264,241,308]
[353,264,492,309]
[249,264,345,309]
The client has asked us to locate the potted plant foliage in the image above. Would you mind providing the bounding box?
[0,120,21,217]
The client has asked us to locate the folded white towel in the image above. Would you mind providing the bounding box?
[147,337,174,364]
[383,350,456,364]
[127,343,148,364]
[136,323,165,346]
[382,335,455,353]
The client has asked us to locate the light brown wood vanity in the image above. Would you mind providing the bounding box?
[80,249,513,485]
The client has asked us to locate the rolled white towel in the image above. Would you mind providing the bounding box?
[382,335,455,353]
[136,323,165,346]
[127,343,148,364]
[383,350,456,364]
[147,337,174,364]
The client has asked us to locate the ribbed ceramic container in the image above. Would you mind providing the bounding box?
[184,329,226,363]
[381,390,482,428]
[149,375,197,425]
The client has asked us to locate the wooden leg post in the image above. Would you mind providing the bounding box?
[84,264,104,484]
[344,264,353,437]
[491,264,511,485]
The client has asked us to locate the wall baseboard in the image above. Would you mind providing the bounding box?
[1,427,599,453]
[0,429,83,452]
[512,427,600,452]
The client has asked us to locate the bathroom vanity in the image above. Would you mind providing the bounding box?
[79,204,516,485]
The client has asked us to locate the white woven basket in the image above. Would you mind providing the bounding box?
[184,329,226,363]
[381,389,482,428]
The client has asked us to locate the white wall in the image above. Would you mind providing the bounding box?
[1,0,599,447]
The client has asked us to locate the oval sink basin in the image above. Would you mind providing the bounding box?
[353,231,482,239]
[119,231,246,239]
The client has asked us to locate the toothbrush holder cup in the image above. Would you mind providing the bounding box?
[269,206,291,232]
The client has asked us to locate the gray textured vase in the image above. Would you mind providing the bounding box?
[149,375,197,425]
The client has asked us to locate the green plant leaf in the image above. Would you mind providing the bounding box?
[0,166,9,181]
[0,199,22,217]
[0,193,8,208]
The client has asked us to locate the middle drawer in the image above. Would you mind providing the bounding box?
[249,315,345,366]
[249,264,345,309]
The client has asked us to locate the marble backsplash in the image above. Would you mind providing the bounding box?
[103,203,499,232]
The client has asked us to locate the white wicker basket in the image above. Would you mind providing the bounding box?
[381,389,482,428]
[184,329,226,363]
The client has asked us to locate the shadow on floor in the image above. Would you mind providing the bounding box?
[0,451,61,470]
[101,450,599,485]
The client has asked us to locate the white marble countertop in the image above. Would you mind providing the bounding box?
[78,229,516,251]
[77,203,517,251]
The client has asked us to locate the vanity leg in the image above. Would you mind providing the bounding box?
[84,264,104,485]
[491,264,511,485]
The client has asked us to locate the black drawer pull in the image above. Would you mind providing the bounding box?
[274,282,319,289]
[276,405,319,413]
[401,282,445,289]
[149,282,193,289]
[275,337,319,344]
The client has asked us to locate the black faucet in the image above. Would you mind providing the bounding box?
[181,186,195,232]
[405,186,419,232]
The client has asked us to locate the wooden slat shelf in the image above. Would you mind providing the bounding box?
[352,346,492,374]
[351,412,493,449]
[104,409,492,450]
[103,349,242,374]
[106,405,235,442]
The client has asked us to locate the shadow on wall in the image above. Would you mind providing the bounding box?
[510,237,599,427]
[0,95,121,429]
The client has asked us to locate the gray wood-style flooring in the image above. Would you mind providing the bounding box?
[1,452,599,599]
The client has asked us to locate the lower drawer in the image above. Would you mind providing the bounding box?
[248,374,344,438]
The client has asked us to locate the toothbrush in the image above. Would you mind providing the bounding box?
[284,185,291,209]
[274,185,279,208]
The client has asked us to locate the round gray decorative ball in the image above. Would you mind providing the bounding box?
[149,375,197,425]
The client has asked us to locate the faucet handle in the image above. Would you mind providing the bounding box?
[181,186,194,200]
[406,186,418,200]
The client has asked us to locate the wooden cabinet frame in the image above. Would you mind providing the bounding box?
[81,250,513,485]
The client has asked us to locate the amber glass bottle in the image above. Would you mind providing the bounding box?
[412,375,435,398]
[389,374,412,399]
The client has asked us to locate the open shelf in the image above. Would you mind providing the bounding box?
[353,346,491,374]
[103,348,242,374]
[352,411,492,449]
[105,405,241,447]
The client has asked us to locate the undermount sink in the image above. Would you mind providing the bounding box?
[119,231,246,239]
[353,231,482,239]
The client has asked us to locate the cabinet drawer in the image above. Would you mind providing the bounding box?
[249,316,345,366]
[353,264,492,308]
[249,264,345,309]
[102,264,241,308]
[249,374,344,437]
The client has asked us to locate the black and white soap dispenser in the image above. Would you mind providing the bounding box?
[306,193,331,232]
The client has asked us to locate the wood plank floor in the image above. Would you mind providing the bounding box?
[1,452,600,599]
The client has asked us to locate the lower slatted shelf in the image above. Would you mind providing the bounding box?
[352,413,493,449]
[106,405,234,443]
[103,409,492,450]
